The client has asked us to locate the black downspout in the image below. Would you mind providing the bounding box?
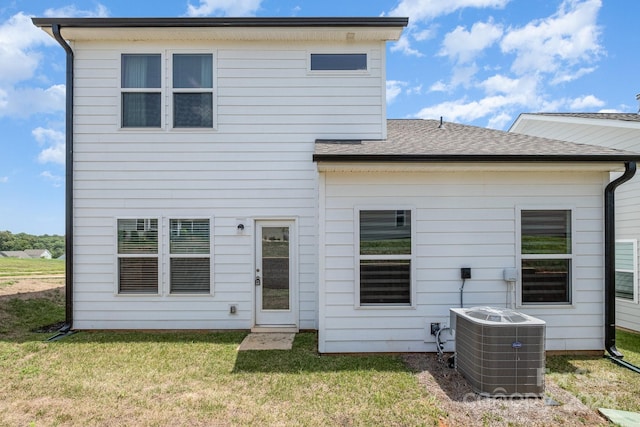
[51,24,74,335]
[604,161,636,359]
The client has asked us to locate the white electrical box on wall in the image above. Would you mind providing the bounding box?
[503,268,517,282]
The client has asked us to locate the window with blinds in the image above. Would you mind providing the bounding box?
[520,210,572,305]
[358,210,412,306]
[615,240,637,301]
[117,218,159,294]
[169,219,211,293]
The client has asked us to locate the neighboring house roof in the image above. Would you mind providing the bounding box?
[24,249,52,258]
[525,113,640,123]
[314,119,640,162]
[0,251,32,259]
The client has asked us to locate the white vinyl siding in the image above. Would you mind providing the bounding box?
[319,168,608,353]
[71,39,387,330]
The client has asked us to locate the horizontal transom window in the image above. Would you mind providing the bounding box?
[311,53,367,71]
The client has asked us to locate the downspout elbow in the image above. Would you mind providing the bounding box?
[51,24,74,333]
[604,161,636,359]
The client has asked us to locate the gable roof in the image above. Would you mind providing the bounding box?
[0,251,32,259]
[314,119,640,163]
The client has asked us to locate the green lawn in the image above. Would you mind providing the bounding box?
[2,257,640,425]
[0,295,443,426]
[0,258,65,277]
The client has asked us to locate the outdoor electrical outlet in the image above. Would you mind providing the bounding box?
[430,322,441,336]
[461,267,471,279]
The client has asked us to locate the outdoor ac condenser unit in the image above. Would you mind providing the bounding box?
[450,306,546,397]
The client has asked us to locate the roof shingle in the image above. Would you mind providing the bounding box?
[314,119,640,161]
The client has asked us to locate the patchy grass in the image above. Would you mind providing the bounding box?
[0,296,443,426]
[546,329,640,414]
[0,258,65,277]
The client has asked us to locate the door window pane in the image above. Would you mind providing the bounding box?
[262,227,290,310]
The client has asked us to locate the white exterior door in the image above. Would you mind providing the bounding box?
[255,220,297,327]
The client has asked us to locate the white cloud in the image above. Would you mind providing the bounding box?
[414,95,513,124]
[43,4,110,18]
[388,0,510,23]
[33,127,65,165]
[550,66,596,85]
[388,0,509,57]
[0,84,65,118]
[429,81,449,92]
[186,0,263,17]
[390,34,424,57]
[40,171,63,187]
[387,80,408,104]
[439,20,503,64]
[0,12,56,85]
[0,176,8,183]
[569,94,604,110]
[500,0,602,75]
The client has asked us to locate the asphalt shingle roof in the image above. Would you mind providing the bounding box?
[314,119,640,161]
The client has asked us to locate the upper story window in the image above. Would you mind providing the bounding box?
[121,54,161,128]
[519,209,573,305]
[310,53,367,71]
[121,52,215,129]
[172,54,214,128]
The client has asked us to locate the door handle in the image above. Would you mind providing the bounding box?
[255,276,261,286]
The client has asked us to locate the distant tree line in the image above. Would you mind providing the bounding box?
[0,231,65,259]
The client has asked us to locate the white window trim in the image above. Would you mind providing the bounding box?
[114,217,161,296]
[167,49,218,131]
[166,216,214,297]
[307,51,371,75]
[515,206,575,308]
[354,206,416,309]
[615,239,638,304]
[118,51,164,131]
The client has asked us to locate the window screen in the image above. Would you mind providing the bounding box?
[520,210,572,304]
[616,240,637,300]
[359,210,411,306]
[169,219,211,293]
[117,218,159,294]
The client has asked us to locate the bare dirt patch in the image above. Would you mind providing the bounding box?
[0,275,64,300]
[403,353,608,427]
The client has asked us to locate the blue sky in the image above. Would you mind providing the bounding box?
[0,0,637,235]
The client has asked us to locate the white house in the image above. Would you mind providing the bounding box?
[33,17,639,354]
[511,113,640,336]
